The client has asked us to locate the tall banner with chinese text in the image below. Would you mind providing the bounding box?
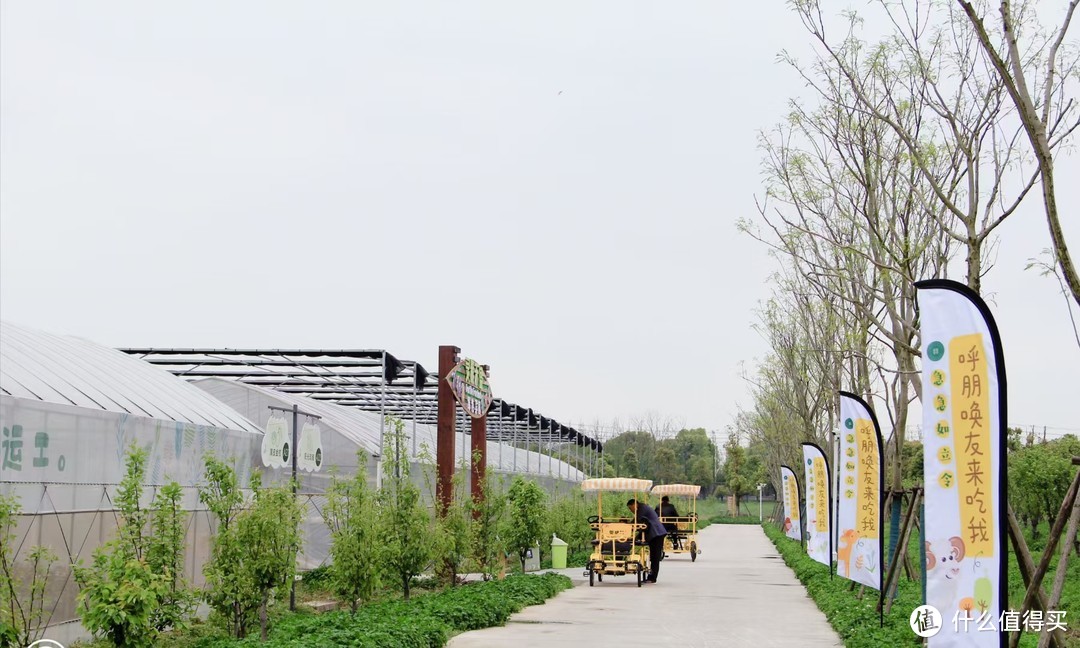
[780,465,802,542]
[802,442,832,571]
[837,392,883,592]
[916,279,1006,648]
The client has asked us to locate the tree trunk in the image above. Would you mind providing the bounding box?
[403,574,411,601]
[260,593,269,641]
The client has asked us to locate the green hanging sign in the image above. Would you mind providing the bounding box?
[445,357,493,418]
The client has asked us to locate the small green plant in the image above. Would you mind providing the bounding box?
[175,573,572,647]
[322,450,380,612]
[74,446,170,648]
[434,457,473,587]
[763,521,921,648]
[504,477,547,573]
[377,416,436,600]
[0,494,58,647]
[471,473,508,581]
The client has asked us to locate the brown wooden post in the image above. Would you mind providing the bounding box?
[1009,470,1080,648]
[1007,505,1065,648]
[437,345,459,514]
[470,365,489,514]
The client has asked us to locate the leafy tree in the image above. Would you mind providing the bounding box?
[147,481,195,632]
[721,432,763,508]
[75,446,169,648]
[605,431,656,477]
[323,450,381,613]
[505,477,547,572]
[1010,436,1080,538]
[434,461,472,587]
[688,457,713,491]
[241,475,301,640]
[471,473,508,581]
[544,492,593,556]
[621,447,639,477]
[200,456,257,638]
[1006,427,1024,453]
[378,417,435,600]
[653,446,682,484]
[0,494,57,648]
[199,458,301,640]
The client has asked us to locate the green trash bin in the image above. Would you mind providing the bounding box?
[551,534,568,569]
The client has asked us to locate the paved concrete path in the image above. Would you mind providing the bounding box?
[448,524,843,648]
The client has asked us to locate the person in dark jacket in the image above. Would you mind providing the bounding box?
[656,495,681,549]
[627,498,667,583]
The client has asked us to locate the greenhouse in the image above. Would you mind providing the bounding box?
[1,321,599,642]
[0,321,265,642]
[192,377,587,569]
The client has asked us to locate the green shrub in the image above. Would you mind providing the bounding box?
[470,473,508,581]
[544,492,593,555]
[75,446,172,648]
[185,573,572,648]
[323,451,381,612]
[505,477,547,572]
[1,493,57,648]
[378,417,436,601]
[763,522,921,648]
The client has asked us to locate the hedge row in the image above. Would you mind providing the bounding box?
[189,573,572,648]
[762,523,922,648]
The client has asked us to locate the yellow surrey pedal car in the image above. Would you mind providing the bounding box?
[651,483,702,562]
[581,477,653,587]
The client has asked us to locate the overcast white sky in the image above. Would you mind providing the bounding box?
[2,2,1078,440]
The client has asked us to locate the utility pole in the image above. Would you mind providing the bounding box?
[268,403,321,612]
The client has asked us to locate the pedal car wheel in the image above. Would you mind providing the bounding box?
[589,569,595,587]
[636,568,642,587]
[691,542,698,562]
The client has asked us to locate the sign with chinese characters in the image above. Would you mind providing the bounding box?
[445,358,493,419]
[837,392,883,591]
[298,421,322,472]
[916,279,1006,648]
[802,442,832,569]
[2,424,66,475]
[780,465,802,542]
[261,414,289,469]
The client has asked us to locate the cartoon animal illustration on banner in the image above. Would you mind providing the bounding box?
[926,536,966,614]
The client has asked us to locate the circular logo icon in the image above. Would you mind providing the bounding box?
[281,442,290,464]
[931,369,946,387]
[845,489,854,499]
[807,458,812,466]
[28,640,67,648]
[927,342,945,362]
[846,434,855,444]
[937,447,953,463]
[936,421,951,438]
[938,471,955,489]
[845,418,854,429]
[934,395,948,412]
[315,448,322,468]
[910,604,942,638]
[845,461,855,472]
